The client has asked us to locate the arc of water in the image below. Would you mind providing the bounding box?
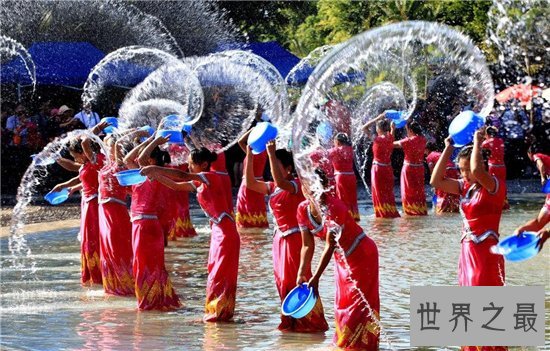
[0,34,37,94]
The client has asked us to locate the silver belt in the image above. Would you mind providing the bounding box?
[213,171,229,176]
[345,232,366,257]
[404,161,424,167]
[242,176,263,180]
[334,171,354,175]
[99,197,126,206]
[373,161,390,167]
[489,163,505,168]
[460,230,499,244]
[130,214,158,222]
[276,226,301,237]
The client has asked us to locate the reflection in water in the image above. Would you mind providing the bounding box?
[0,204,548,350]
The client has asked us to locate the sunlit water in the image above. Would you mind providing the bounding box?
[1,201,548,350]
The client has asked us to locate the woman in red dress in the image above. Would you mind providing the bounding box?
[431,128,507,351]
[244,140,329,332]
[160,144,196,240]
[297,170,380,350]
[393,120,427,215]
[515,149,550,239]
[97,135,134,295]
[328,133,360,221]
[235,130,269,230]
[123,136,181,310]
[362,115,400,218]
[53,137,104,285]
[210,146,234,212]
[482,126,509,209]
[426,142,460,214]
[142,146,240,322]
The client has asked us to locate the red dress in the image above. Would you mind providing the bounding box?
[236,151,268,229]
[371,134,399,218]
[159,163,197,240]
[426,151,460,214]
[458,177,506,287]
[130,179,181,310]
[310,148,336,195]
[98,162,134,295]
[329,145,360,221]
[482,137,509,209]
[194,172,240,322]
[398,135,427,215]
[458,178,507,351]
[533,153,550,214]
[211,150,233,212]
[267,178,329,332]
[79,153,105,285]
[297,196,380,350]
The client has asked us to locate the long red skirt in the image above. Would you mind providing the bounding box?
[400,164,427,216]
[489,165,509,210]
[334,235,380,350]
[335,173,360,221]
[98,202,134,296]
[81,198,102,285]
[236,182,268,229]
[161,189,196,240]
[204,217,241,322]
[458,239,505,287]
[371,164,400,218]
[132,219,181,310]
[272,230,329,332]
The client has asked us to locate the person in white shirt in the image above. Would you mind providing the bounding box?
[74,102,100,129]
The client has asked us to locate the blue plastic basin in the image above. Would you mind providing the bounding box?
[316,121,333,144]
[44,188,69,205]
[385,110,404,120]
[448,111,485,147]
[248,122,278,154]
[101,117,118,134]
[182,123,192,134]
[115,169,147,186]
[157,129,184,144]
[495,232,540,262]
[281,283,317,319]
[542,179,550,194]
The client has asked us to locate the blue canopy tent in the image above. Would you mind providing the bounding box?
[1,42,105,88]
[216,41,300,78]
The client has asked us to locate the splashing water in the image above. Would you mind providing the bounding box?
[0,34,36,92]
[81,46,181,107]
[117,59,204,130]
[7,130,109,274]
[0,0,183,56]
[184,50,290,151]
[285,45,335,87]
[292,21,496,349]
[293,20,494,201]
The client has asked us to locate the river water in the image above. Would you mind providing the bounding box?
[1,201,548,350]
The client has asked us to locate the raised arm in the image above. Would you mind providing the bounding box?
[90,120,109,135]
[244,145,269,195]
[535,157,547,185]
[430,136,460,195]
[361,113,384,133]
[237,129,253,152]
[123,137,153,169]
[81,137,96,164]
[472,127,497,193]
[137,135,170,168]
[266,140,295,193]
[56,157,82,172]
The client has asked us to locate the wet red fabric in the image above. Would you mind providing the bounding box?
[236,151,268,228]
[371,135,399,218]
